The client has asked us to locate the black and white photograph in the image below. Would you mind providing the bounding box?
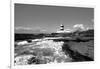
[14,3,94,65]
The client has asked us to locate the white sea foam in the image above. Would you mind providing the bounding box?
[15,38,71,65]
[17,41,28,45]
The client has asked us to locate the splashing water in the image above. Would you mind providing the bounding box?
[15,39,72,65]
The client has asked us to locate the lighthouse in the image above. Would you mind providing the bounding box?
[60,24,64,31]
[56,24,65,33]
[56,24,72,33]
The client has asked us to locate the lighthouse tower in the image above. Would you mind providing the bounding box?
[56,24,65,33]
[56,24,72,33]
[60,24,64,31]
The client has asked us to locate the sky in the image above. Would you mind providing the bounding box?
[15,3,94,33]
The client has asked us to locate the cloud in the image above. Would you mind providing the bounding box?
[15,26,47,33]
[15,27,33,30]
[65,29,72,32]
[41,29,47,32]
[73,24,85,31]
